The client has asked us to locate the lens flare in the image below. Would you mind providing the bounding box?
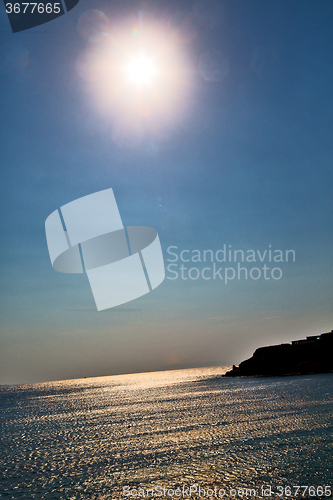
[199,50,229,82]
[77,10,110,43]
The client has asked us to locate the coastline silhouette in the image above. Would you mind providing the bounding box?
[225,330,333,377]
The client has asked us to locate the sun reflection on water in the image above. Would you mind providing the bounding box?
[1,371,332,498]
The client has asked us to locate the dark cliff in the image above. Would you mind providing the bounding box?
[225,330,333,377]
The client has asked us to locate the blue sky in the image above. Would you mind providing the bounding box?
[0,0,332,384]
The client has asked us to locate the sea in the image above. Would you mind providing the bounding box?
[0,367,332,500]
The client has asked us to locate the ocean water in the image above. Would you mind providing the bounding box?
[0,368,332,500]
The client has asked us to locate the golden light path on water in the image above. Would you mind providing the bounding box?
[1,368,333,499]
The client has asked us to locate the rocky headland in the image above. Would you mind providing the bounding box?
[224,330,333,377]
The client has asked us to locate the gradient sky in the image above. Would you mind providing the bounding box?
[0,0,332,385]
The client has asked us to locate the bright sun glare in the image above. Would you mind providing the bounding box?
[126,56,156,85]
[77,20,189,124]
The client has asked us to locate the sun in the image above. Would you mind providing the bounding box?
[126,56,157,86]
[76,21,191,125]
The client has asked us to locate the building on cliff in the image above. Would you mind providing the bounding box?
[225,330,333,377]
